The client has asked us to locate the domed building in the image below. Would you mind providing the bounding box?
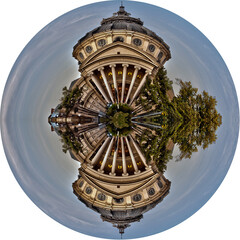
[71,5,171,106]
[73,165,170,236]
[49,4,173,236]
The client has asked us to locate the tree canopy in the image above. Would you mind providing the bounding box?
[58,86,83,113]
[58,126,82,154]
[136,67,222,171]
[104,103,133,136]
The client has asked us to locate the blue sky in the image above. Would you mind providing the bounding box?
[0,1,239,239]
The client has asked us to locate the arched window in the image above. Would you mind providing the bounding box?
[148,188,155,196]
[148,44,155,52]
[85,45,93,53]
[158,51,163,60]
[79,181,84,188]
[79,52,84,59]
[98,39,106,47]
[132,194,142,202]
[114,197,124,203]
[85,186,92,194]
[114,36,124,42]
[158,180,163,188]
[97,193,106,201]
[133,38,142,46]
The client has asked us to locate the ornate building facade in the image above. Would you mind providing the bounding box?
[49,5,172,236]
[72,5,171,106]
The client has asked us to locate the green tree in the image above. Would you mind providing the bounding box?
[59,127,83,154]
[105,103,134,136]
[136,68,222,170]
[59,86,83,113]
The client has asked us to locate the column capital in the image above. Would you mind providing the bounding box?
[134,170,141,174]
[98,67,104,71]
[109,64,116,68]
[87,72,94,77]
[87,163,94,168]
[122,64,129,67]
[145,165,152,170]
[98,169,104,174]
[145,70,152,75]
[109,172,116,176]
[134,65,141,70]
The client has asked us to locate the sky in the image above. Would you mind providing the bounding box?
[0,1,239,240]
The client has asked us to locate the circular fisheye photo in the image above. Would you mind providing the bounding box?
[1,1,239,239]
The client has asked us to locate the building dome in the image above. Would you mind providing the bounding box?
[72,5,171,71]
[73,168,171,236]
[75,6,169,50]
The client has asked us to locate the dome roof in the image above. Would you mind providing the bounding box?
[74,5,169,50]
[75,188,169,222]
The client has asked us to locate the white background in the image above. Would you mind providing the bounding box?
[0,0,239,239]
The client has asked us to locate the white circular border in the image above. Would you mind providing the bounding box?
[0,1,239,240]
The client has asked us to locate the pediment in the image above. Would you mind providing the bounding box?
[85,174,154,196]
[81,42,157,69]
[94,46,150,61]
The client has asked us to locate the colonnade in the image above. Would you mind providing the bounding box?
[89,64,151,106]
[89,134,148,175]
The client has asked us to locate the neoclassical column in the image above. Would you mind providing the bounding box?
[129,134,148,168]
[132,105,143,115]
[125,65,141,104]
[98,67,114,103]
[129,71,150,105]
[110,137,119,175]
[76,123,99,135]
[77,106,100,116]
[121,64,128,103]
[91,137,111,166]
[121,137,128,176]
[90,127,106,142]
[109,64,119,103]
[89,72,111,103]
[132,126,144,136]
[124,137,140,174]
[99,137,115,173]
